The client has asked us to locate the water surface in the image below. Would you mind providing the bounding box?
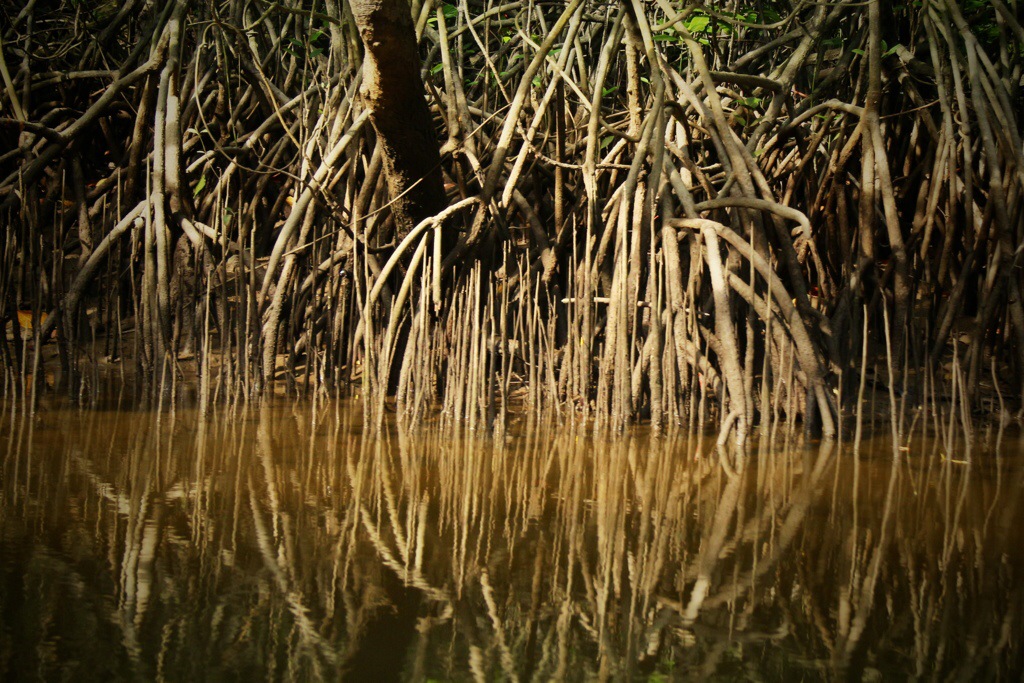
[1,396,1022,680]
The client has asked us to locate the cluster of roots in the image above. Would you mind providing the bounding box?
[2,0,1023,442]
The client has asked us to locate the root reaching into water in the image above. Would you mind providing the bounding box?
[2,1,1023,443]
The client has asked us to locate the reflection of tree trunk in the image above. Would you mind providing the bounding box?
[350,0,446,239]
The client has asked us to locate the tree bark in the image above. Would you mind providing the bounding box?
[350,0,446,238]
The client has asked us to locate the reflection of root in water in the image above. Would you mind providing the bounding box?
[2,401,1022,680]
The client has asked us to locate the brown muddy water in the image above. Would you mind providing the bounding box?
[1,394,1023,681]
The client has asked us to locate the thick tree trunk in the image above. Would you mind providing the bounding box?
[351,0,446,397]
[350,0,446,238]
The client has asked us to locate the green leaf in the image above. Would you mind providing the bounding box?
[192,174,206,197]
[600,135,614,150]
[431,63,444,75]
[602,85,618,96]
[685,15,710,33]
[442,3,457,19]
[851,48,865,56]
